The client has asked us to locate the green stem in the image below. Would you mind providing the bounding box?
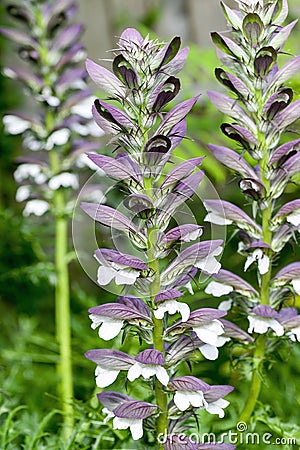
[147,224,168,449]
[49,146,74,437]
[239,118,273,422]
[53,188,74,437]
[239,334,266,423]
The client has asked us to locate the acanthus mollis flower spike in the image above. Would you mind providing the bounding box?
[1,0,102,213]
[127,349,169,386]
[93,248,148,286]
[84,26,233,446]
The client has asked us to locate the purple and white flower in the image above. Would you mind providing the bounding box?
[272,262,300,295]
[248,305,284,336]
[85,349,134,387]
[94,249,147,286]
[154,289,190,322]
[204,385,234,418]
[88,300,151,340]
[169,376,210,411]
[127,349,169,386]
[97,391,158,441]
[48,172,79,190]
[23,199,50,217]
[14,163,47,185]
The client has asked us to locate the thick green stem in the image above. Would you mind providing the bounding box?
[147,224,168,449]
[239,334,266,423]
[239,120,273,422]
[49,148,74,437]
[53,189,74,437]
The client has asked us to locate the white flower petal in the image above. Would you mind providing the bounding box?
[205,281,233,297]
[16,185,31,202]
[127,362,142,382]
[113,417,144,440]
[89,314,102,330]
[140,365,156,379]
[71,96,95,119]
[290,326,300,342]
[48,173,78,190]
[269,318,284,337]
[115,268,139,285]
[174,391,191,411]
[248,316,267,334]
[291,278,300,295]
[97,266,116,285]
[189,391,207,408]
[14,164,46,184]
[199,344,219,360]
[113,416,129,430]
[286,210,300,227]
[215,335,231,346]
[3,115,31,134]
[23,200,49,217]
[46,129,70,149]
[178,302,190,322]
[204,212,232,225]
[205,399,229,418]
[193,320,224,345]
[102,407,114,423]
[95,366,120,387]
[130,419,144,441]
[244,254,255,272]
[248,316,282,335]
[218,299,233,311]
[155,366,169,386]
[98,318,124,340]
[196,256,221,274]
[258,255,270,275]
[185,281,194,295]
[154,306,165,319]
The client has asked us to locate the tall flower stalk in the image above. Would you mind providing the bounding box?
[81,27,254,449]
[1,0,102,436]
[205,0,300,425]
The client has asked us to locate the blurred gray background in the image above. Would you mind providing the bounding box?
[77,0,236,60]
